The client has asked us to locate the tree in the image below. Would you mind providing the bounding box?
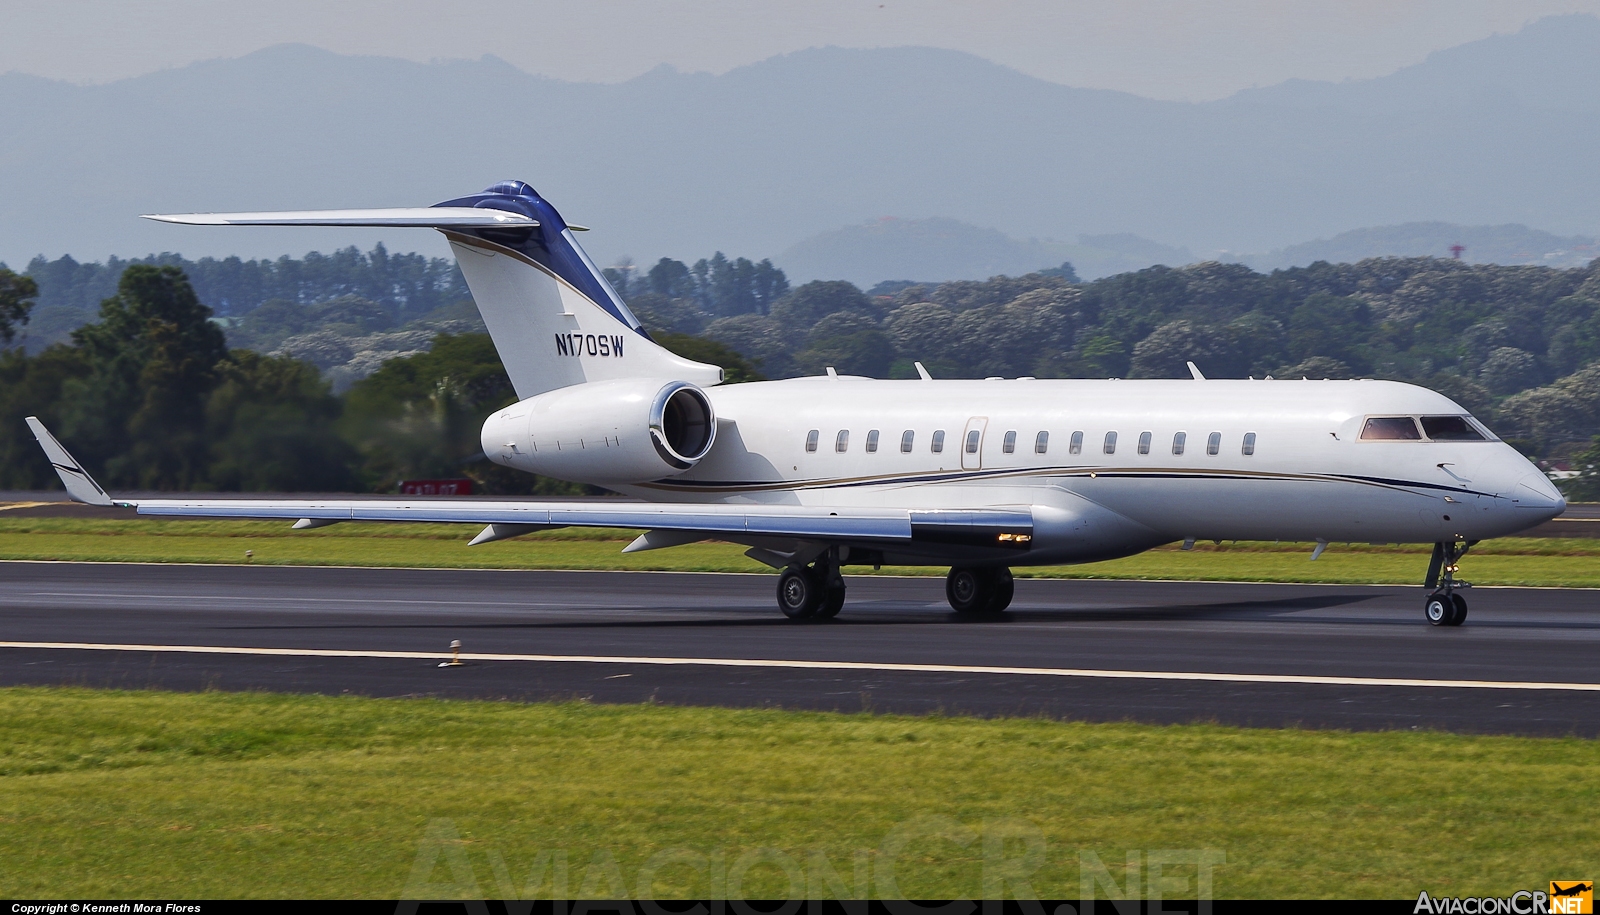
[62,265,229,488]
[770,281,875,326]
[647,258,695,298]
[1129,320,1245,379]
[0,267,38,346]
[206,351,362,491]
[0,344,88,488]
[1559,436,1600,502]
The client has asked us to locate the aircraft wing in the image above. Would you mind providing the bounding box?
[141,207,537,228]
[25,417,1033,555]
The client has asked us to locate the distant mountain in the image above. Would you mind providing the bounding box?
[1245,222,1599,271]
[779,218,1191,285]
[2,15,1598,271]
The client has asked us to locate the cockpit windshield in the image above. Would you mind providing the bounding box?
[1360,417,1421,440]
[1420,415,1488,441]
[1360,415,1494,442]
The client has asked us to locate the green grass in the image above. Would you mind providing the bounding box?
[2,516,1598,586]
[0,687,1595,899]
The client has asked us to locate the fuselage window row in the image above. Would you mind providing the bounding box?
[809,427,1258,460]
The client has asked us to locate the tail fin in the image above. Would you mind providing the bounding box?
[145,181,722,399]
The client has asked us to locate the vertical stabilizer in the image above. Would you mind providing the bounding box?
[431,182,722,399]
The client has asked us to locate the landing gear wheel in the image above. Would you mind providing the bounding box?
[1425,591,1452,626]
[948,566,1008,616]
[778,566,823,620]
[1424,539,1475,628]
[947,566,989,614]
[1449,593,1468,626]
[985,567,1015,614]
[816,584,846,620]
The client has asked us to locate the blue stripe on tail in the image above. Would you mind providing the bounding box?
[432,181,648,337]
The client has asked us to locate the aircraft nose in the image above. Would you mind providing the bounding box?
[1510,471,1566,521]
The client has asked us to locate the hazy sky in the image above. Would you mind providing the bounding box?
[5,0,1600,101]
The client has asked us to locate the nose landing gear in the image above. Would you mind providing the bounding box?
[1424,539,1475,626]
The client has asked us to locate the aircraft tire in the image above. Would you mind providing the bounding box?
[1449,593,1468,626]
[1424,591,1452,626]
[778,566,822,620]
[816,584,846,620]
[985,567,1015,614]
[947,566,994,615]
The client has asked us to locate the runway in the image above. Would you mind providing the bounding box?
[2,561,1599,736]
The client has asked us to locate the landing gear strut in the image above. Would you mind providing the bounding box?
[776,547,846,621]
[1424,539,1474,627]
[946,566,1014,616]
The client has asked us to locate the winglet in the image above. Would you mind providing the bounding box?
[1187,361,1206,381]
[24,417,114,506]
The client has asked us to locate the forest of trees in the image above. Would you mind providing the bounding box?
[4,249,1600,498]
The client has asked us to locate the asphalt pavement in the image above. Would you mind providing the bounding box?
[2,561,1597,736]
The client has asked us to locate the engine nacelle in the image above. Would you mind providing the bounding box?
[481,379,716,484]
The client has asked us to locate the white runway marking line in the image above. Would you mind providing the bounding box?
[3,640,1600,692]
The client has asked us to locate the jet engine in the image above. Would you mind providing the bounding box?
[481,379,716,484]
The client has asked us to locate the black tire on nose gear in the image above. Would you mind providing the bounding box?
[947,566,993,615]
[778,566,823,620]
[1425,591,1452,626]
[1448,593,1468,626]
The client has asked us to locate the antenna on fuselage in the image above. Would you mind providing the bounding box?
[1187,361,1206,381]
[914,361,933,381]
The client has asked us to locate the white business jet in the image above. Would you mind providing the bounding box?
[27,181,1566,626]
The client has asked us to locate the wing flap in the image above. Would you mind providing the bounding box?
[142,207,537,228]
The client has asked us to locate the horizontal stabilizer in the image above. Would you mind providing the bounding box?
[141,208,537,229]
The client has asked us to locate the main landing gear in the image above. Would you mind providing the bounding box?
[946,566,1014,617]
[776,547,845,621]
[1424,539,1475,627]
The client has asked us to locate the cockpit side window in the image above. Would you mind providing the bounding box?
[1360,416,1422,441]
[1421,415,1489,441]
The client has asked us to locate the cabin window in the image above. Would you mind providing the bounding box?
[1360,416,1422,441]
[866,429,880,453]
[1069,431,1083,455]
[1206,432,1221,455]
[1421,415,1488,441]
[1003,431,1017,454]
[932,430,946,453]
[835,430,849,452]
[965,430,981,453]
[1035,431,1049,454]
[1103,431,1117,454]
[1242,432,1257,455]
[900,430,914,452]
[805,430,819,453]
[1172,431,1186,455]
[1138,431,1152,455]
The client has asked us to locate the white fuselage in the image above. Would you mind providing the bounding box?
[596,376,1563,566]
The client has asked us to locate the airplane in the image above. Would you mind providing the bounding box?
[27,180,1567,626]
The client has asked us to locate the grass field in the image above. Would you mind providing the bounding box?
[2,515,1598,586]
[1,687,1596,899]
